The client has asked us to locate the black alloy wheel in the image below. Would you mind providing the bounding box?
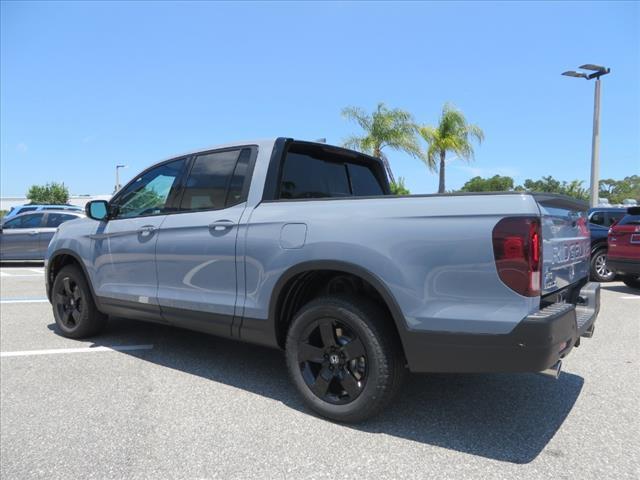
[298,318,367,404]
[54,276,84,330]
[285,295,406,422]
[51,264,107,338]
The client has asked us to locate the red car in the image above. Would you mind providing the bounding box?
[607,206,640,290]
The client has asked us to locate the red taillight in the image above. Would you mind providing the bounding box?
[492,216,542,297]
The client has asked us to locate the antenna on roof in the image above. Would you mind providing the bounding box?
[315,138,327,144]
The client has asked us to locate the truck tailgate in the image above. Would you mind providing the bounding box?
[535,194,591,295]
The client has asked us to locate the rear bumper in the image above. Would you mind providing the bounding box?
[402,282,600,373]
[607,257,640,276]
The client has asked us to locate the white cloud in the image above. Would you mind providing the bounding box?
[16,143,28,153]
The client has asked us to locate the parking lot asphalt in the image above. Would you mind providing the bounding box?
[1,263,638,479]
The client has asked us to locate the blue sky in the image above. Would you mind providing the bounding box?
[1,1,638,196]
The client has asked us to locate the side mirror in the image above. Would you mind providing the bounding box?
[85,200,109,221]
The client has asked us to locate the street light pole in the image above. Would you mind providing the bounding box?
[589,77,602,208]
[115,164,127,193]
[562,64,610,208]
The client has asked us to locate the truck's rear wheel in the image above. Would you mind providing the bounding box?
[285,295,406,423]
[52,265,107,338]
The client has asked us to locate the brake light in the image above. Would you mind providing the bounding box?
[492,216,542,297]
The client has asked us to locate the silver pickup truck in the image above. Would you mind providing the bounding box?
[45,138,599,422]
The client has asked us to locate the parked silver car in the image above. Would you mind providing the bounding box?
[0,210,84,260]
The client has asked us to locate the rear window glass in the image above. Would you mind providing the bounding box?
[618,215,640,226]
[278,146,385,200]
[348,163,384,196]
[280,152,350,199]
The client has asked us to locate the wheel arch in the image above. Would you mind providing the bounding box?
[591,241,608,255]
[268,260,409,352]
[47,250,99,306]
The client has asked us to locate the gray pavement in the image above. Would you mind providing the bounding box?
[1,263,638,479]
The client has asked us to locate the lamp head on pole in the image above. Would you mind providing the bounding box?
[562,64,610,80]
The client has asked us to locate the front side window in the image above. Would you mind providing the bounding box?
[3,213,44,229]
[45,213,78,228]
[114,158,185,219]
[589,212,605,225]
[179,149,247,211]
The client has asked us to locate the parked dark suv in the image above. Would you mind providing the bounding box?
[588,207,627,281]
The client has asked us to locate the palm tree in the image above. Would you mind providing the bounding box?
[342,103,421,184]
[419,103,484,193]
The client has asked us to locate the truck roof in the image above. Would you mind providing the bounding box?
[158,137,371,166]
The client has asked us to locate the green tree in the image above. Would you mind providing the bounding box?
[599,175,640,204]
[418,103,484,194]
[460,175,514,192]
[342,102,422,184]
[517,175,589,201]
[390,177,410,195]
[26,182,69,204]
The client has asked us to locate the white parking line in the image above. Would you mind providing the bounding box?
[620,296,640,300]
[0,345,154,358]
[0,298,49,304]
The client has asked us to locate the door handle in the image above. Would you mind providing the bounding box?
[29,231,39,236]
[138,225,157,237]
[209,220,235,232]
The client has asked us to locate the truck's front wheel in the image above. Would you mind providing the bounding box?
[52,265,107,339]
[285,295,406,423]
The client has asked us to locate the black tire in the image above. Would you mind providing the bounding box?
[285,295,406,423]
[52,264,107,338]
[622,276,640,290]
[590,249,616,282]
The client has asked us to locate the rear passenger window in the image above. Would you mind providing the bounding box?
[45,213,77,228]
[607,212,625,226]
[225,148,252,206]
[279,153,350,199]
[179,148,252,211]
[348,163,384,196]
